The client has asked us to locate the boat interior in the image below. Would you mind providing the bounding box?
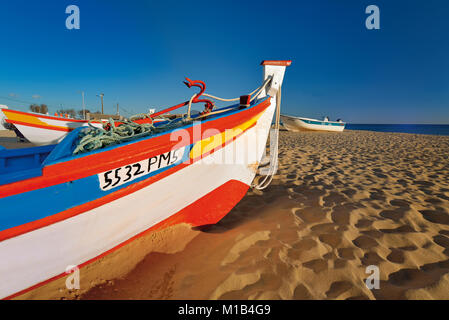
[0,96,267,186]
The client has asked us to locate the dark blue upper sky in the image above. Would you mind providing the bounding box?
[0,0,448,123]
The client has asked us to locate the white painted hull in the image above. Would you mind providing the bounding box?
[281,115,345,132]
[12,122,101,145]
[0,98,276,299]
[4,115,166,146]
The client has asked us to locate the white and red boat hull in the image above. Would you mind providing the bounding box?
[0,60,291,299]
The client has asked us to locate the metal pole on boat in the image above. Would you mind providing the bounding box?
[82,91,85,120]
[77,90,86,119]
[97,93,104,114]
[117,103,119,115]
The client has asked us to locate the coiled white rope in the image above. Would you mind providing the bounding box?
[202,77,272,102]
[185,76,273,120]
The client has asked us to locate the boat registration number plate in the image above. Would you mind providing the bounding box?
[98,147,185,191]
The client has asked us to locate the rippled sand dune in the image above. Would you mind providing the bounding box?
[6,129,448,300]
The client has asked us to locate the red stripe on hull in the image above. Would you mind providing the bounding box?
[2,109,88,123]
[6,119,73,132]
[4,179,249,300]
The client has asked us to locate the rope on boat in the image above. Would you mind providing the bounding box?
[201,77,271,102]
[72,117,180,155]
[251,85,282,190]
[72,78,273,155]
[185,76,272,120]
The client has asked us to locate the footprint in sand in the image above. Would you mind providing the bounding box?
[436,193,449,201]
[380,225,416,234]
[396,179,408,187]
[291,238,318,251]
[419,209,449,225]
[433,235,449,256]
[346,294,370,300]
[322,191,347,207]
[221,231,271,266]
[379,208,406,221]
[370,191,386,201]
[302,259,328,273]
[319,233,343,248]
[310,223,337,233]
[322,252,347,269]
[341,188,357,197]
[425,198,443,205]
[387,268,434,288]
[386,248,405,264]
[326,281,353,299]
[389,199,410,207]
[361,252,384,266]
[294,207,327,224]
[292,284,313,299]
[334,259,347,269]
[360,229,383,239]
[413,180,435,188]
[352,235,378,249]
[331,203,358,225]
[355,218,374,228]
[337,248,356,260]
[398,245,418,251]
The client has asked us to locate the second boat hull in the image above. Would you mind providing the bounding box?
[1,109,164,145]
[281,115,345,132]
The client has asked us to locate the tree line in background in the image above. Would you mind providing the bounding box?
[29,104,48,114]
[29,104,101,118]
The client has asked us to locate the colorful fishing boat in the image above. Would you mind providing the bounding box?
[281,114,345,132]
[0,60,291,299]
[0,109,165,146]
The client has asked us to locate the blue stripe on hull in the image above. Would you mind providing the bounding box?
[0,145,193,232]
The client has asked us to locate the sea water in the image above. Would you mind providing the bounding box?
[346,124,449,136]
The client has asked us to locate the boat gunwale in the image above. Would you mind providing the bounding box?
[0,96,272,198]
[1,108,90,123]
[42,96,269,165]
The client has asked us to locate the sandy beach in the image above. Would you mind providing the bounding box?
[0,130,32,149]
[3,129,449,300]
[1,0,448,305]
[83,129,449,300]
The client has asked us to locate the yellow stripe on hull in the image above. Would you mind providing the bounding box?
[190,112,263,159]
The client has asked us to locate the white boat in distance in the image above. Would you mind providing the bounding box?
[281,114,345,132]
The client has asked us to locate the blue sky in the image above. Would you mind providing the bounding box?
[0,0,448,123]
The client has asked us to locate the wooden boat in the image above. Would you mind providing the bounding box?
[280,114,345,132]
[0,60,291,299]
[0,109,165,146]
